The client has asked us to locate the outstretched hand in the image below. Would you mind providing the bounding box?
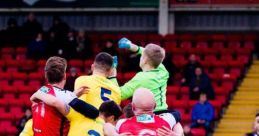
[118,38,132,49]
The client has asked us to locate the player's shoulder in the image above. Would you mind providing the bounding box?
[76,75,90,81]
[158,113,176,129]
[115,118,128,130]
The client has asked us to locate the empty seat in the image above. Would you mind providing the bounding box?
[167,86,180,95]
[0,85,17,94]
[1,47,15,54]
[68,60,84,68]
[16,47,27,54]
[123,72,136,82]
[10,106,24,119]
[12,72,27,80]
[28,72,44,81]
[190,128,206,136]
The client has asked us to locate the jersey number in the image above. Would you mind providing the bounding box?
[88,130,100,136]
[100,88,111,101]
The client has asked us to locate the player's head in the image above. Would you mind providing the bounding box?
[45,56,67,85]
[132,88,156,115]
[99,100,122,125]
[199,93,207,104]
[195,67,203,76]
[123,103,134,118]
[92,52,113,77]
[253,113,259,132]
[139,44,165,69]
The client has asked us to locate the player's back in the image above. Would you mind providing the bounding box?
[74,75,121,107]
[32,86,69,136]
[66,75,121,136]
[116,114,171,136]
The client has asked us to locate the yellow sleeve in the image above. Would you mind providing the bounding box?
[66,108,76,121]
[19,119,33,136]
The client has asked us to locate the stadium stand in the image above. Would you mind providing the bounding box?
[0,32,254,136]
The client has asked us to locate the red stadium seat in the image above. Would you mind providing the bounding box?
[12,80,25,86]
[1,54,13,60]
[16,47,27,54]
[0,73,11,80]
[166,95,177,109]
[230,68,241,78]
[212,42,224,51]
[10,106,24,119]
[167,86,180,95]
[227,41,241,50]
[244,41,255,51]
[182,113,191,124]
[1,47,15,54]
[123,72,136,82]
[12,72,27,80]
[172,100,188,109]
[195,42,208,54]
[164,41,177,53]
[172,55,187,68]
[188,100,198,109]
[37,60,47,67]
[190,128,206,136]
[69,59,84,68]
[211,34,226,41]
[163,34,178,42]
[5,60,20,67]
[147,34,162,44]
[28,72,44,81]
[0,121,17,135]
[0,85,17,94]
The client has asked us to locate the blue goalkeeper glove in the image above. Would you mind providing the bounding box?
[112,56,118,68]
[118,38,132,49]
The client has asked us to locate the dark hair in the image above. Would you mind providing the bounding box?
[256,113,259,117]
[123,103,134,118]
[45,56,67,84]
[94,52,113,72]
[99,101,122,121]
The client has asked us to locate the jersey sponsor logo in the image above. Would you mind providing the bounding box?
[136,114,154,123]
[33,128,42,133]
[39,86,50,93]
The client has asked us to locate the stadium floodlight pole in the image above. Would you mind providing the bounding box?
[159,0,169,35]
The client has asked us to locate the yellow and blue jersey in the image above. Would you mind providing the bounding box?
[19,119,33,136]
[66,74,121,136]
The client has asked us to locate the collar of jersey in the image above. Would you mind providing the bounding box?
[93,74,107,79]
[95,117,105,125]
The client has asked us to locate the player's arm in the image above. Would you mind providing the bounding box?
[118,38,143,55]
[30,91,68,115]
[30,91,99,119]
[120,73,142,100]
[156,125,184,136]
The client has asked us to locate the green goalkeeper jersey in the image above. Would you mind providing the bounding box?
[118,47,169,112]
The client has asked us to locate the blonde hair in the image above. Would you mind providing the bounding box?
[144,44,165,68]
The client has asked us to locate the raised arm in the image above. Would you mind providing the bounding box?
[118,38,144,54]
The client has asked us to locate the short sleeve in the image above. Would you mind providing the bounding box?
[159,113,176,129]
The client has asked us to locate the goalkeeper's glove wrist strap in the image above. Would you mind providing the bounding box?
[134,46,140,53]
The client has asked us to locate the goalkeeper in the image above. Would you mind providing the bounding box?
[114,38,169,112]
